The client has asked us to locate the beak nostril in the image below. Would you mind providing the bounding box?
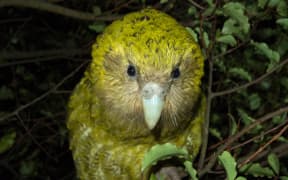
[143,88,152,98]
[142,82,166,99]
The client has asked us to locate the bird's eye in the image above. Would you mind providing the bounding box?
[171,67,180,79]
[127,65,136,77]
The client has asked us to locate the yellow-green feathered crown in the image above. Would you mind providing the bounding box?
[89,8,204,84]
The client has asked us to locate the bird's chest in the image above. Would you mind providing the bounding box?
[92,127,190,174]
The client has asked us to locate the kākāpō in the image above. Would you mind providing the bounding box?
[67,8,205,180]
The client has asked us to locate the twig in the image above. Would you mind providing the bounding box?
[187,0,205,10]
[0,56,88,68]
[198,5,218,170]
[230,120,287,151]
[0,61,87,123]
[212,58,288,97]
[4,16,31,50]
[198,57,288,176]
[237,137,288,165]
[0,0,121,21]
[264,143,288,162]
[198,106,288,177]
[0,160,19,178]
[205,119,287,166]
[213,41,248,59]
[238,122,288,168]
[0,49,89,68]
[198,58,213,170]
[259,143,288,161]
[107,0,138,13]
[17,114,57,161]
[0,49,88,60]
[0,17,32,24]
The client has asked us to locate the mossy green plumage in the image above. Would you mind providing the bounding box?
[67,9,205,179]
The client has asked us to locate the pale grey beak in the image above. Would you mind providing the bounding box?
[142,82,165,130]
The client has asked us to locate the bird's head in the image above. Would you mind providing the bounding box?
[88,9,204,139]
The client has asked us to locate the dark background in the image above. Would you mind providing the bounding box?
[0,0,287,179]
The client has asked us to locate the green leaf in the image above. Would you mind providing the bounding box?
[19,160,36,176]
[160,0,168,4]
[258,0,268,8]
[229,67,252,81]
[203,5,216,17]
[40,110,54,118]
[141,143,189,172]
[236,177,247,180]
[203,31,210,48]
[0,131,16,154]
[280,176,288,180]
[218,151,237,180]
[276,1,288,16]
[281,77,288,90]
[186,27,199,43]
[188,6,197,16]
[222,2,250,38]
[215,59,227,72]
[250,41,280,71]
[272,113,287,124]
[205,0,214,7]
[268,0,280,7]
[237,109,255,126]
[89,22,106,33]
[267,153,280,175]
[184,161,198,180]
[276,18,288,30]
[209,127,223,140]
[228,114,238,136]
[217,34,237,46]
[260,80,271,90]
[248,93,261,110]
[240,163,275,178]
[278,136,288,143]
[92,6,102,16]
[222,19,240,36]
[149,173,158,180]
[202,0,217,17]
[0,86,14,100]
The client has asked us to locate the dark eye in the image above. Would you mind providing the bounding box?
[127,65,136,77]
[171,67,180,79]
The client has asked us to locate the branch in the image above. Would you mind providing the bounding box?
[198,106,288,177]
[238,121,288,167]
[0,0,121,21]
[0,49,89,67]
[187,0,205,10]
[17,114,57,161]
[212,58,288,97]
[213,41,248,59]
[0,61,88,123]
[0,49,88,60]
[198,5,219,169]
[230,120,287,151]
[198,59,213,170]
[238,143,288,166]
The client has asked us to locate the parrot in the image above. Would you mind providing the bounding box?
[67,8,205,180]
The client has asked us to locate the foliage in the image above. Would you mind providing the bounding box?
[0,0,287,179]
[218,151,285,180]
[218,151,238,180]
[142,143,197,180]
